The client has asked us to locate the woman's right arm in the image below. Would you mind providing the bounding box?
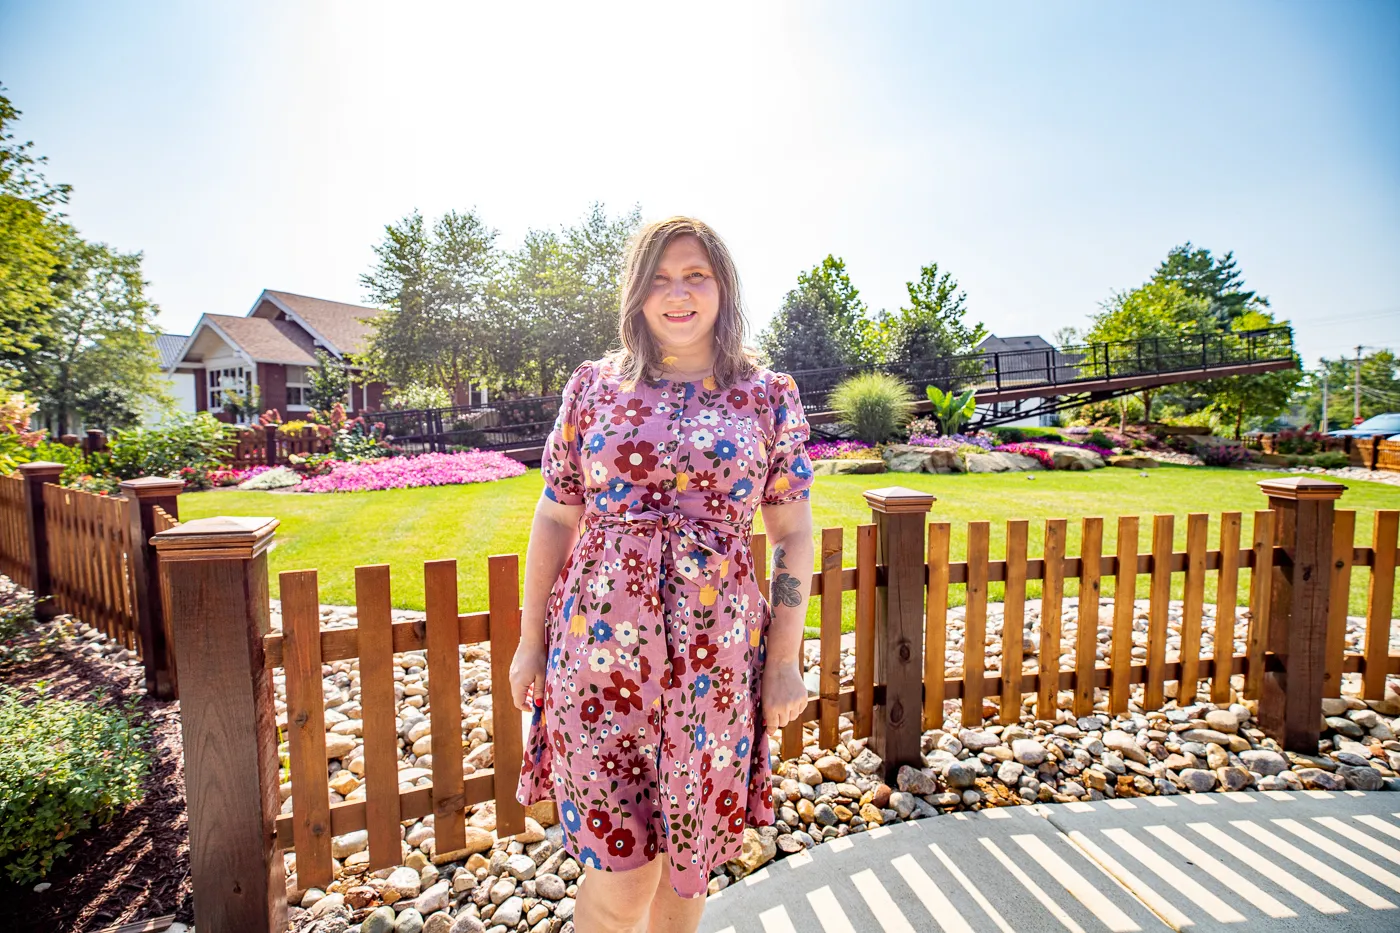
[509,493,583,711]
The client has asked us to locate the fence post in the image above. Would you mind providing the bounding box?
[1256,477,1345,754]
[119,477,183,699]
[152,516,285,933]
[264,424,278,466]
[18,461,65,620]
[863,486,934,783]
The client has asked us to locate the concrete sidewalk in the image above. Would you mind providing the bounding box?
[699,790,1400,933]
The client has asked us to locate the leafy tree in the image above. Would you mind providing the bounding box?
[759,256,871,372]
[23,232,166,436]
[306,348,350,412]
[1151,242,1267,329]
[881,263,986,364]
[0,89,68,389]
[1086,281,1209,427]
[1293,350,1400,430]
[1201,310,1302,437]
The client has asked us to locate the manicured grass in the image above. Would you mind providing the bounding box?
[179,466,1400,628]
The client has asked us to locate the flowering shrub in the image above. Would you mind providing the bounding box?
[286,453,338,476]
[0,392,47,474]
[208,465,274,487]
[908,433,994,451]
[1197,444,1254,467]
[993,443,1055,468]
[1272,425,1326,456]
[296,450,527,493]
[807,439,876,460]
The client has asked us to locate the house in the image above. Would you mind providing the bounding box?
[145,333,198,422]
[166,290,389,422]
[975,334,1077,427]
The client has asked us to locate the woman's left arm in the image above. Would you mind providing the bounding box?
[759,497,814,731]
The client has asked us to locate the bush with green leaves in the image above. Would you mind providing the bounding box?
[828,373,917,444]
[102,411,233,480]
[925,385,976,435]
[0,580,40,666]
[0,686,150,883]
[386,382,452,411]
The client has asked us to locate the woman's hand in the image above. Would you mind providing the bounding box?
[761,661,807,731]
[509,638,547,713]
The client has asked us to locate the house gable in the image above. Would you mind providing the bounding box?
[248,289,380,358]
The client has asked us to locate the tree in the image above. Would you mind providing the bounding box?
[0,88,68,389]
[1293,350,1400,429]
[306,348,351,412]
[360,208,501,400]
[1151,242,1267,329]
[759,256,871,372]
[1086,281,1209,428]
[1201,310,1302,437]
[23,232,166,436]
[871,262,986,388]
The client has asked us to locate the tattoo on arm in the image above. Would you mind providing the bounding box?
[771,572,802,607]
[772,544,788,570]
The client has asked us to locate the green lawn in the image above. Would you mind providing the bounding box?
[178,465,1400,627]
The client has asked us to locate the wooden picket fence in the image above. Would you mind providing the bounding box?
[0,473,31,588]
[230,425,335,469]
[41,483,139,651]
[153,479,1400,933]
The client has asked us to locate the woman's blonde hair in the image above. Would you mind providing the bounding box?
[604,216,760,389]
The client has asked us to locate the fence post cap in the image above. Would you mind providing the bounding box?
[118,476,186,498]
[152,515,279,560]
[862,486,936,514]
[17,461,67,479]
[1256,476,1346,501]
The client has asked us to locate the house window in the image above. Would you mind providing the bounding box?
[285,365,311,409]
[208,366,249,409]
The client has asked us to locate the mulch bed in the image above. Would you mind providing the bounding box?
[0,621,193,933]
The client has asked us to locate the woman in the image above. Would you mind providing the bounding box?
[508,216,816,933]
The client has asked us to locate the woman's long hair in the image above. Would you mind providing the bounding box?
[604,216,760,390]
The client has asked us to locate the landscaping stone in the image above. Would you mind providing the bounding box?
[1032,444,1105,470]
[1107,455,1157,468]
[811,458,886,475]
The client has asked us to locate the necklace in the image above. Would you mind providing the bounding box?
[656,355,715,382]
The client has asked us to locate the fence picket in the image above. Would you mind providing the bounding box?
[1039,519,1066,719]
[1325,511,1356,699]
[924,522,951,730]
[356,564,401,870]
[1145,514,1174,709]
[1212,512,1242,704]
[1001,521,1028,724]
[819,527,842,749]
[963,521,990,727]
[1364,510,1398,701]
[489,553,526,838]
[854,523,876,739]
[1075,517,1103,717]
[282,569,333,888]
[1110,516,1139,714]
[424,559,466,855]
[1245,510,1276,700]
[1177,513,1208,705]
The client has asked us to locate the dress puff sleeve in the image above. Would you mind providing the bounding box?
[541,360,594,505]
[761,371,815,506]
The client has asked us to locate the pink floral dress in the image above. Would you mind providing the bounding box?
[515,355,814,898]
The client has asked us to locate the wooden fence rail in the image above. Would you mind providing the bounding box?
[155,478,1399,933]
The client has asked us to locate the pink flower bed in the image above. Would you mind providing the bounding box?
[296,451,527,493]
[993,443,1056,468]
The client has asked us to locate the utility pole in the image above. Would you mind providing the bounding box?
[1320,364,1329,432]
[1354,345,1363,425]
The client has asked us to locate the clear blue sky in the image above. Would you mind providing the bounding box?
[2,1,1396,367]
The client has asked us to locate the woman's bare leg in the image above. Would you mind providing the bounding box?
[574,857,665,933]
[646,853,707,933]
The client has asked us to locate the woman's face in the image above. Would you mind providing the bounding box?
[641,234,721,359]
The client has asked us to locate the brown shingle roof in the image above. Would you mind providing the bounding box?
[263,290,381,357]
[205,314,319,365]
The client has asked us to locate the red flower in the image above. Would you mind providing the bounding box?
[692,470,718,491]
[640,483,671,508]
[659,657,678,689]
[727,810,745,834]
[702,491,726,515]
[702,778,714,803]
[586,808,613,838]
[606,826,636,858]
[622,548,645,577]
[639,655,652,684]
[624,755,648,785]
[715,786,740,816]
[624,578,645,598]
[645,590,663,613]
[614,440,659,481]
[727,388,748,409]
[688,634,719,673]
[612,398,653,427]
[716,666,736,685]
[552,730,567,756]
[644,834,659,859]
[603,671,643,714]
[580,697,605,724]
[599,752,622,777]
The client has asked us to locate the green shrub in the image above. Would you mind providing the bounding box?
[1087,430,1115,451]
[0,581,40,666]
[1311,451,1349,469]
[829,373,917,444]
[103,412,233,480]
[0,686,150,883]
[386,382,452,410]
[925,386,976,435]
[992,426,1026,444]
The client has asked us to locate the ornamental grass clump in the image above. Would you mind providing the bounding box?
[828,373,917,445]
[296,450,527,493]
[0,686,150,883]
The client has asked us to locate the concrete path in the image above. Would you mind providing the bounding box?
[700,791,1400,933]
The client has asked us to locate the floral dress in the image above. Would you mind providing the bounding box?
[515,355,815,898]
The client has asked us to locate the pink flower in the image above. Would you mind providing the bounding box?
[294,451,527,493]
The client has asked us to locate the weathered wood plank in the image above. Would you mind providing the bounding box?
[424,559,465,854]
[1039,519,1066,720]
[963,521,989,727]
[1364,510,1398,701]
[854,523,876,739]
[1325,510,1356,699]
[1145,514,1174,710]
[281,570,333,888]
[1177,513,1208,705]
[1001,520,1028,724]
[355,564,401,870]
[489,553,526,836]
[819,526,843,749]
[1075,518,1103,717]
[1212,512,1242,704]
[923,522,951,731]
[1245,510,1276,700]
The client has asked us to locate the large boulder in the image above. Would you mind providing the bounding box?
[925,448,965,473]
[964,451,1040,473]
[881,444,935,472]
[1032,443,1105,470]
[1108,455,1157,468]
[812,458,886,475]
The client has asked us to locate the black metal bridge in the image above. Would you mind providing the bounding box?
[377,326,1296,456]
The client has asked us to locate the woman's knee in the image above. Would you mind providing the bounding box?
[576,860,662,928]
